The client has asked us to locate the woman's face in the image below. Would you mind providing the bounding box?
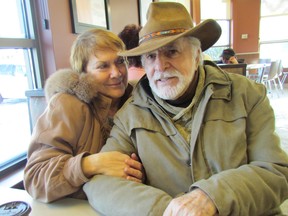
[85,49,128,99]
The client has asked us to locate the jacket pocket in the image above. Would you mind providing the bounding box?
[200,99,248,173]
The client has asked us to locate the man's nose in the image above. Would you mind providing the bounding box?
[155,54,169,71]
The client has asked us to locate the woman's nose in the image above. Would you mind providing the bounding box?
[110,64,122,78]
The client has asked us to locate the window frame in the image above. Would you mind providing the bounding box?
[0,0,44,179]
[199,0,232,61]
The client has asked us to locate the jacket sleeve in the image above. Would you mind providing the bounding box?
[24,94,92,203]
[193,83,288,215]
[84,120,173,216]
[84,175,172,216]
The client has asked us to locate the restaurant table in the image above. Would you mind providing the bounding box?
[246,63,269,83]
[0,187,99,215]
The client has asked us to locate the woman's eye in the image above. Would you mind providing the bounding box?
[97,63,109,69]
[115,58,125,65]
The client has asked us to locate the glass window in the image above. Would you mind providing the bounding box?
[201,0,231,19]
[0,0,43,173]
[260,0,288,67]
[0,0,26,38]
[260,42,288,67]
[260,16,288,42]
[200,0,231,60]
[261,0,288,16]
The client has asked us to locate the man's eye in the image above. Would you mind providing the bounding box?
[166,49,178,57]
[145,53,156,60]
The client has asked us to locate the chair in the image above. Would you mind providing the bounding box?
[281,71,288,86]
[218,63,247,76]
[262,60,283,93]
[25,89,47,133]
[277,60,284,90]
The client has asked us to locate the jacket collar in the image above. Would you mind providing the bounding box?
[45,68,134,104]
[202,61,232,101]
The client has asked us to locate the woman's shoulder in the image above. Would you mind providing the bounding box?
[48,93,90,114]
[45,68,99,104]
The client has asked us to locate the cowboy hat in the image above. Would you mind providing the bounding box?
[119,2,222,57]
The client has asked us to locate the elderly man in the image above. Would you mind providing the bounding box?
[84,2,288,216]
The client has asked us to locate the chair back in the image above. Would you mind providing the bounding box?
[277,60,283,77]
[218,63,247,76]
[267,60,281,79]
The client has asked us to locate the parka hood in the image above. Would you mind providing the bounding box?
[44,69,100,103]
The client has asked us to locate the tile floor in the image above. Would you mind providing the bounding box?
[268,83,288,153]
[269,84,288,214]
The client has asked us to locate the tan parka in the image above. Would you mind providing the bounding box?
[24,69,133,203]
[84,62,288,216]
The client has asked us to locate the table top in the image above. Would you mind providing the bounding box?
[247,63,270,70]
[0,187,99,216]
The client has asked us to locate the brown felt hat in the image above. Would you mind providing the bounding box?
[119,2,222,57]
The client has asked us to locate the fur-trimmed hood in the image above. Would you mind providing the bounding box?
[44,69,100,103]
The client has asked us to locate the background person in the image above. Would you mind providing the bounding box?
[84,2,288,216]
[24,28,143,203]
[118,24,145,81]
[220,48,239,64]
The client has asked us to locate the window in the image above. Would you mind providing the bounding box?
[200,0,231,60]
[0,0,43,175]
[260,0,288,67]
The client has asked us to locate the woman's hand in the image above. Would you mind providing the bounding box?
[124,153,145,183]
[81,151,144,182]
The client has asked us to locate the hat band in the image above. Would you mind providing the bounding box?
[139,28,187,44]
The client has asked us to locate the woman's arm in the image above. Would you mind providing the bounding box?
[81,151,143,182]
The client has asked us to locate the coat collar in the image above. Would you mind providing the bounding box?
[202,61,232,101]
[45,68,134,104]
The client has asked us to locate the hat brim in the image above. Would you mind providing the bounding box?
[119,19,221,57]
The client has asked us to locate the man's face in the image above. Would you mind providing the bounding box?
[142,37,199,100]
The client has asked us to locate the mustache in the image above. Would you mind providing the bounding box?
[153,70,180,80]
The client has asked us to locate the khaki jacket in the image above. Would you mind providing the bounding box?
[84,62,288,216]
[24,69,133,203]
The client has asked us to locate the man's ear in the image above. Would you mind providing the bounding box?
[196,49,201,67]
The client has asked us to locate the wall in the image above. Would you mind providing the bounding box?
[37,0,268,78]
[47,0,77,72]
[36,0,139,79]
[35,0,76,78]
[109,0,139,34]
[231,0,261,64]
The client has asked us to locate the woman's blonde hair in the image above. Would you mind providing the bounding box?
[70,28,126,73]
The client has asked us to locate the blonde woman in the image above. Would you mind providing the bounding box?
[24,29,143,203]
